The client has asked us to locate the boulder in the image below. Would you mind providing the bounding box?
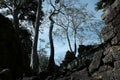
[101,25,115,42]
[98,65,113,73]
[0,68,12,80]
[102,53,113,64]
[114,60,120,69]
[113,69,120,79]
[0,14,29,79]
[89,49,103,73]
[92,70,114,80]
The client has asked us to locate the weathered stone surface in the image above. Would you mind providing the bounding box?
[113,69,120,79]
[111,25,120,45]
[92,70,114,80]
[111,46,120,60]
[89,49,103,73]
[112,14,120,27]
[103,53,113,64]
[103,46,120,63]
[103,0,120,23]
[98,65,113,73]
[70,68,94,80]
[114,60,120,69]
[111,36,119,45]
[92,65,113,79]
[99,0,120,79]
[111,0,120,10]
[101,25,115,41]
[101,70,114,80]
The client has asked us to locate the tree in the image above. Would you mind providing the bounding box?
[30,0,44,74]
[55,3,94,55]
[0,0,44,74]
[47,0,62,73]
[88,20,105,43]
[55,12,73,52]
[0,0,34,32]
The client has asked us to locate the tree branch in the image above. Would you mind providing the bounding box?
[3,1,12,12]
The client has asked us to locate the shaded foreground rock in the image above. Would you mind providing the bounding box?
[0,14,31,79]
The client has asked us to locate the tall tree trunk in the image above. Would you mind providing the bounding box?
[47,15,56,73]
[13,9,19,32]
[74,31,77,55]
[30,0,42,74]
[66,31,73,52]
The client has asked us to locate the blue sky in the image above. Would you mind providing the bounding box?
[39,0,103,64]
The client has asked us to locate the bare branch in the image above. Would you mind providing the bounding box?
[3,1,12,12]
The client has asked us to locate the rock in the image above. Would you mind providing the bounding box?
[92,70,114,80]
[71,68,95,80]
[98,65,113,73]
[92,65,113,79]
[102,53,113,64]
[0,68,12,80]
[113,69,120,79]
[114,60,120,69]
[110,46,120,60]
[64,51,76,63]
[89,49,103,73]
[101,25,115,41]
[0,14,30,79]
[111,21,120,45]
[103,46,120,65]
[60,51,76,69]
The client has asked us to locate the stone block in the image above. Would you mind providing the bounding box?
[103,53,113,64]
[112,14,120,27]
[114,60,120,69]
[103,46,120,61]
[111,34,120,45]
[101,25,115,41]
[89,49,103,73]
[98,65,113,73]
[112,49,120,60]
[102,70,114,80]
[71,68,94,80]
[92,70,114,80]
[113,69,120,80]
[111,0,120,11]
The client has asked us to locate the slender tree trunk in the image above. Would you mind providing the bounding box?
[30,0,42,74]
[66,31,73,52]
[13,9,19,32]
[74,31,77,55]
[47,15,56,73]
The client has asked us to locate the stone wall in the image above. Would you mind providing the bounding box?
[90,0,120,79]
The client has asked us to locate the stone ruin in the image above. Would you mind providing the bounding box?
[1,0,120,79]
[55,0,120,80]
